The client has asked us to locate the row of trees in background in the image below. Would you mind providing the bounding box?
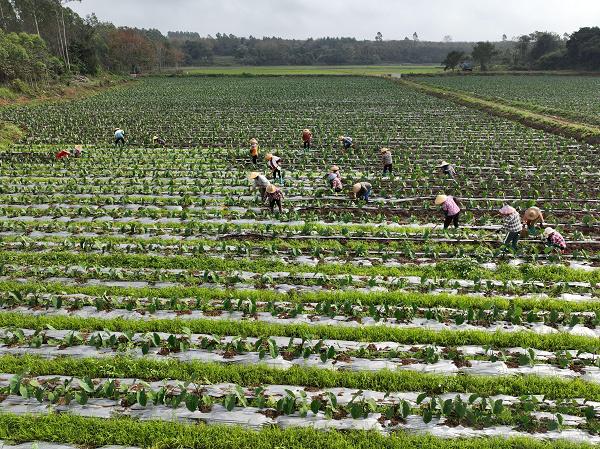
[167,32,509,66]
[0,0,599,86]
[0,28,62,87]
[443,28,600,72]
[0,0,183,80]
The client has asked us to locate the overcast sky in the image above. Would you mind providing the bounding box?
[68,0,599,41]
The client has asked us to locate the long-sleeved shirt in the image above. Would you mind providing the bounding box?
[503,211,523,233]
[56,150,70,160]
[267,189,284,201]
[359,182,372,193]
[114,130,124,139]
[342,137,352,146]
[548,232,566,249]
[382,152,392,165]
[443,165,457,177]
[250,144,259,156]
[269,156,281,170]
[254,175,270,188]
[442,196,460,216]
[302,131,312,142]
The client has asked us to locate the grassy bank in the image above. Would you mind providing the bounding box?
[0,414,595,449]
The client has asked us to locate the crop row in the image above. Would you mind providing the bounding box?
[5,290,600,335]
[3,373,599,435]
[3,327,600,377]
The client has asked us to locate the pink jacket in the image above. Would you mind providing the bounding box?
[442,196,460,216]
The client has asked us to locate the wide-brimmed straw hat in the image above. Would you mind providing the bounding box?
[524,207,542,221]
[543,227,555,238]
[338,136,345,141]
[434,194,447,205]
[303,128,310,133]
[248,172,260,179]
[75,145,82,151]
[250,138,258,144]
[499,205,516,215]
[114,128,121,131]
[380,147,390,153]
[266,184,277,194]
[330,165,340,172]
[437,161,450,168]
[265,153,273,160]
[352,183,362,193]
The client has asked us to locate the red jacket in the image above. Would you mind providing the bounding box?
[56,150,70,160]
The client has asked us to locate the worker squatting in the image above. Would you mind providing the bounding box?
[54,127,568,254]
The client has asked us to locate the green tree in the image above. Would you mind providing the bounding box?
[529,31,562,62]
[442,50,464,71]
[471,41,497,71]
[566,26,600,69]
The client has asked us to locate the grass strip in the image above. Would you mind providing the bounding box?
[3,281,600,314]
[397,77,600,145]
[5,355,600,401]
[3,250,599,283]
[2,312,599,352]
[0,413,598,449]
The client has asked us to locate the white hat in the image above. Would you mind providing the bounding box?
[437,161,450,168]
[380,147,390,153]
[543,227,555,238]
[499,205,516,215]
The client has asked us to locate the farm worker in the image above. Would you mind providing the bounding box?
[152,135,166,145]
[339,135,353,149]
[114,128,125,146]
[266,184,284,213]
[544,227,567,251]
[327,165,343,192]
[302,128,313,149]
[350,182,372,202]
[437,161,457,179]
[522,207,544,237]
[435,194,461,229]
[73,145,83,158]
[499,205,523,251]
[249,138,259,165]
[380,148,393,176]
[55,149,71,160]
[248,171,270,202]
[265,153,282,181]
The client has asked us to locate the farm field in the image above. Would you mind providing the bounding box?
[0,75,600,448]
[180,64,443,75]
[418,75,600,126]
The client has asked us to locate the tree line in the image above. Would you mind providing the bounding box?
[0,0,598,89]
[443,29,600,71]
